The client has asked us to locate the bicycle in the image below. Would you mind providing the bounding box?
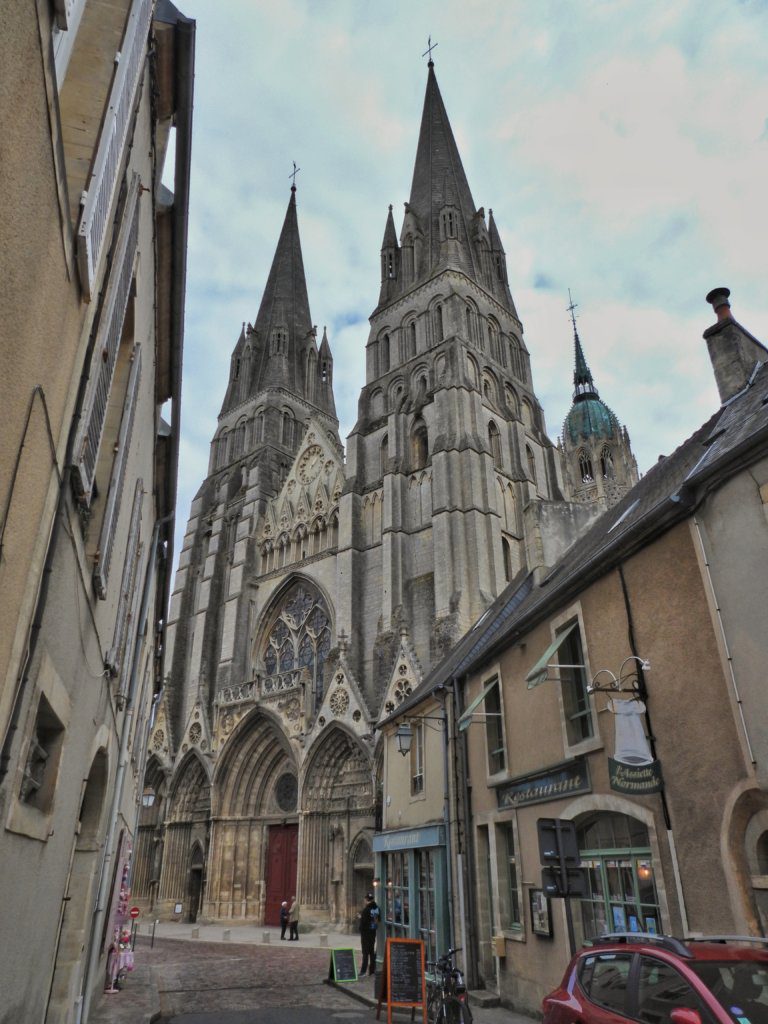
[426,947,473,1023]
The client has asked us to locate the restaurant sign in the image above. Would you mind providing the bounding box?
[608,758,664,795]
[497,759,591,810]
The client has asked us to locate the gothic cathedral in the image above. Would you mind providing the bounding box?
[133,62,637,928]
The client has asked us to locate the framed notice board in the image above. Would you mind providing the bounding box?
[376,937,426,1024]
[328,947,358,983]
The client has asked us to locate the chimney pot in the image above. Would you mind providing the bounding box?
[706,287,731,322]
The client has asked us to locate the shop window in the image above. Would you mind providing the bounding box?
[19,694,65,811]
[556,623,593,746]
[384,852,410,939]
[410,723,424,796]
[417,850,438,966]
[497,822,521,929]
[484,678,505,776]
[577,813,660,942]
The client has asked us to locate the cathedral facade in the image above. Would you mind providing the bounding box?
[133,62,635,929]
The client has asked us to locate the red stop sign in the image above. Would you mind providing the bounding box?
[129,907,140,919]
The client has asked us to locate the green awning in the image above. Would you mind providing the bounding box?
[525,621,579,689]
[458,679,498,732]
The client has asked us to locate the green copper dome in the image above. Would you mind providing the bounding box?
[563,397,619,443]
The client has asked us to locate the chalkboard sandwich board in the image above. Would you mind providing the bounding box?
[376,937,426,1023]
[329,947,358,983]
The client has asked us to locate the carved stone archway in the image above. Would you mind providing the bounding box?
[300,726,374,928]
[157,752,210,920]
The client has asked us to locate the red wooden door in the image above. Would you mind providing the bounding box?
[264,824,298,925]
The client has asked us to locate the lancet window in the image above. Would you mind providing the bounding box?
[578,449,594,483]
[600,446,615,479]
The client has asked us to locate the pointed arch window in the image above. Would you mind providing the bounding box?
[578,449,594,483]
[254,411,264,444]
[600,446,615,479]
[411,417,429,471]
[381,334,390,374]
[488,320,500,363]
[488,421,502,468]
[526,445,537,486]
[433,304,444,344]
[440,206,458,240]
[410,321,417,359]
[282,412,294,448]
[262,585,331,709]
[465,306,475,346]
[502,537,513,582]
[380,434,389,478]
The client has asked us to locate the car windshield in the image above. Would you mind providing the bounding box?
[689,961,768,1024]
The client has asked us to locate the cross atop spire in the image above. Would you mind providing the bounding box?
[567,291,598,402]
[289,161,301,191]
[422,35,438,66]
[567,288,579,335]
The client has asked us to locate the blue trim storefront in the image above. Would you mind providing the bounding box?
[372,824,450,967]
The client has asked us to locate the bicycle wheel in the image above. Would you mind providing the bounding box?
[444,996,473,1023]
[426,986,442,1023]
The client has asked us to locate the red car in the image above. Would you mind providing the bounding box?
[542,933,768,1024]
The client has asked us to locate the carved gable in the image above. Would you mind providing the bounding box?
[379,629,423,721]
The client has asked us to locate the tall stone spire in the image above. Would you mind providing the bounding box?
[220,186,321,416]
[406,61,479,281]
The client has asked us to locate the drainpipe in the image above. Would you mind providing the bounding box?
[78,513,170,1023]
[439,687,454,958]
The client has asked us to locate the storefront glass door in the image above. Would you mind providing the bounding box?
[577,813,660,941]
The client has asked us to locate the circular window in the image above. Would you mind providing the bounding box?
[275,773,298,813]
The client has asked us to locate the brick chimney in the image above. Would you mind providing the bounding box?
[703,287,768,404]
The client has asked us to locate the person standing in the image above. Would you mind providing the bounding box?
[288,896,299,940]
[359,891,379,977]
[279,901,289,940]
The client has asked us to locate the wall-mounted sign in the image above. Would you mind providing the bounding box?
[497,759,591,809]
[608,758,663,795]
[373,825,445,853]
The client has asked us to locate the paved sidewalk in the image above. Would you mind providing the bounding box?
[88,924,539,1023]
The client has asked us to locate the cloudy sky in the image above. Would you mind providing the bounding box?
[171,0,768,561]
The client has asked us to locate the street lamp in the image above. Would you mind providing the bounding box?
[395,723,413,757]
[141,787,156,808]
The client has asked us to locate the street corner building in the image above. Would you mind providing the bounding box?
[132,56,638,935]
[384,289,768,1013]
[0,2,194,1022]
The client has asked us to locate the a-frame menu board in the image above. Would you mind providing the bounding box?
[376,937,426,1024]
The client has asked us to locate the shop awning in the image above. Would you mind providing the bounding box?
[525,621,579,689]
[458,679,498,732]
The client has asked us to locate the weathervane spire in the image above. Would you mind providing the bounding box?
[422,35,438,66]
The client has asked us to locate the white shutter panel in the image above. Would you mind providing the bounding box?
[76,0,154,296]
[73,174,141,503]
[106,480,144,677]
[52,0,87,86]
[93,344,142,599]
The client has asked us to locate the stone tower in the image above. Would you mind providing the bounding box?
[559,310,638,509]
[137,62,598,932]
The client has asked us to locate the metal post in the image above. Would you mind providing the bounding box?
[151,919,158,949]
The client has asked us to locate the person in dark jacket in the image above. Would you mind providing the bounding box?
[279,900,289,940]
[359,892,380,977]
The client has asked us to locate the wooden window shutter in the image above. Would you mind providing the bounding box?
[93,344,142,599]
[75,0,153,296]
[73,174,141,504]
[106,480,144,678]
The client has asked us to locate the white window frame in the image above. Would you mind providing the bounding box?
[51,0,87,86]
[410,722,425,798]
[72,173,141,504]
[93,344,142,599]
[76,0,153,296]
[107,480,144,686]
[550,604,601,758]
[480,668,507,782]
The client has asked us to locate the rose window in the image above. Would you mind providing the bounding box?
[329,687,349,716]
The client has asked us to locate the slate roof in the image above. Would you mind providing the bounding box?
[388,355,768,720]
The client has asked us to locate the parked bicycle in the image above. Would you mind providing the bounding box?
[426,947,473,1023]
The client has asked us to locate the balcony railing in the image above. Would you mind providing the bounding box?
[216,670,302,708]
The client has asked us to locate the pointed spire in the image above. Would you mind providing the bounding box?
[567,290,598,401]
[255,187,312,348]
[407,62,479,281]
[488,209,504,254]
[382,204,398,249]
[318,325,332,357]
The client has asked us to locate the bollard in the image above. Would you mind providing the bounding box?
[191,927,200,939]
[319,933,328,947]
[223,929,231,942]
[262,931,271,943]
[151,920,158,948]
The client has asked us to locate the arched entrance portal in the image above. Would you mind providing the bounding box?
[209,710,297,921]
[301,727,374,928]
[157,753,210,920]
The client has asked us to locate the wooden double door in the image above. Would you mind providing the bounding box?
[264,823,298,926]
